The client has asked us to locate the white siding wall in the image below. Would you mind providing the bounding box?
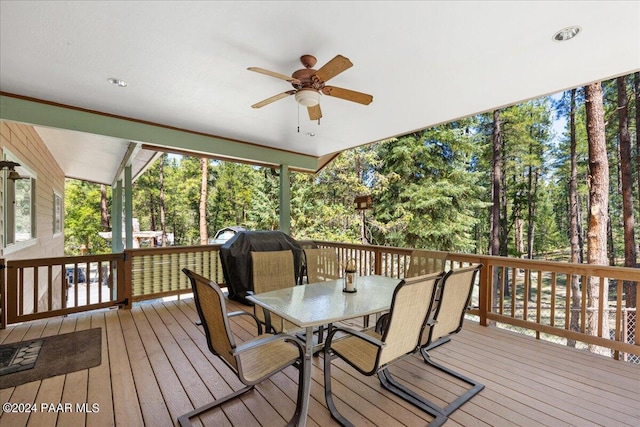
[1,121,66,312]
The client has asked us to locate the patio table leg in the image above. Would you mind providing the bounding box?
[297,325,314,427]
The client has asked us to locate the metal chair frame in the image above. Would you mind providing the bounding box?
[323,272,448,427]
[180,268,306,427]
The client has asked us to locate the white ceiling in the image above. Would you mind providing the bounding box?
[1,1,639,183]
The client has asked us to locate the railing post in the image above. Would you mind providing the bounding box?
[0,259,5,329]
[478,263,490,326]
[374,247,382,275]
[5,262,17,325]
[121,250,132,309]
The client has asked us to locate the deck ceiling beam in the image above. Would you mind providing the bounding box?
[0,93,320,172]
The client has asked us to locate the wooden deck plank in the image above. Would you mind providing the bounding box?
[104,309,145,426]
[448,338,640,420]
[116,308,172,426]
[26,317,77,427]
[142,301,260,427]
[1,296,639,427]
[461,323,640,393]
[164,301,314,426]
[428,340,605,426]
[56,316,91,427]
[128,305,196,424]
[167,300,259,427]
[85,312,115,427]
[438,326,640,424]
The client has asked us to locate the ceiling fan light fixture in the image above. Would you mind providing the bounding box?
[295,89,320,107]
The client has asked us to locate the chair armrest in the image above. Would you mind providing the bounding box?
[227,310,263,335]
[328,325,385,349]
[375,312,390,334]
[232,333,304,356]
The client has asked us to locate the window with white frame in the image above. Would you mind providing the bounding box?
[3,153,36,246]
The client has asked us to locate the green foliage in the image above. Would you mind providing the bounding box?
[64,179,110,254]
[370,121,488,251]
[63,73,637,263]
[291,147,377,243]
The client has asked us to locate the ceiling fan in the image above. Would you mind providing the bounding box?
[248,54,373,121]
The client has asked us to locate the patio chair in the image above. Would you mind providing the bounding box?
[415,263,485,416]
[323,271,448,427]
[405,249,449,320]
[405,249,448,278]
[180,269,305,427]
[301,248,341,347]
[304,248,340,283]
[250,250,298,333]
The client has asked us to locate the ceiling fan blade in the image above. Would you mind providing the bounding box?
[251,90,296,108]
[322,86,373,105]
[314,55,353,82]
[308,104,322,121]
[247,67,301,85]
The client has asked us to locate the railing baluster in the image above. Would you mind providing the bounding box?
[523,268,530,321]
[581,275,587,333]
[536,270,542,339]
[597,276,605,338]
[615,278,623,360]
[47,265,53,311]
[499,266,505,315]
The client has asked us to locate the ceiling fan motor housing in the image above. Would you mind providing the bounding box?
[291,68,324,90]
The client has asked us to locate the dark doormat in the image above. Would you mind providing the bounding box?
[0,328,102,389]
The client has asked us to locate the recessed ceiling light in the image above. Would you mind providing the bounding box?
[107,77,128,87]
[553,26,581,42]
[305,132,316,137]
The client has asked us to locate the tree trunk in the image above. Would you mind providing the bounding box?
[199,158,209,245]
[585,82,610,355]
[500,159,508,258]
[100,184,109,231]
[635,73,640,221]
[568,89,582,347]
[526,167,538,301]
[617,76,637,309]
[150,194,156,231]
[159,155,167,247]
[526,153,537,261]
[514,215,524,255]
[490,110,503,312]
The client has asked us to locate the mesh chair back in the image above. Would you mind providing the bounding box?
[378,272,442,366]
[182,269,238,371]
[305,248,340,283]
[427,264,481,343]
[406,250,448,278]
[251,250,296,293]
[251,250,297,330]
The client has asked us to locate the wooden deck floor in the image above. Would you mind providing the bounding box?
[1,295,639,427]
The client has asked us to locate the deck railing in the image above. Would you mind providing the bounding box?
[2,241,638,360]
[124,244,225,303]
[2,254,125,326]
[314,241,639,361]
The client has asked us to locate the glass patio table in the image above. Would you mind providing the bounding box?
[246,275,401,427]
